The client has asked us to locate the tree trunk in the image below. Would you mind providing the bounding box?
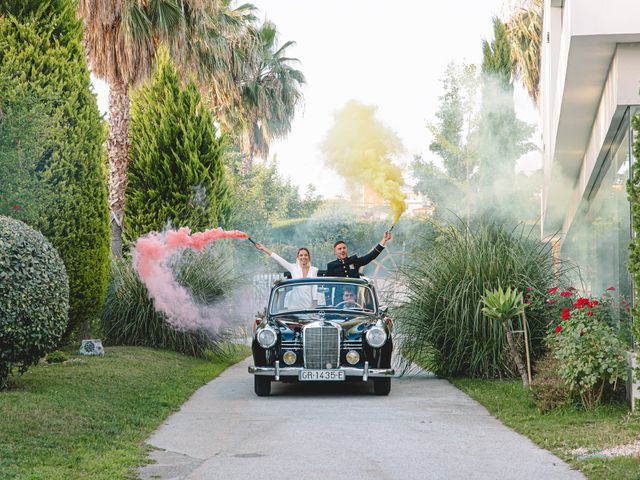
[107,77,131,257]
[77,320,91,341]
[502,319,529,388]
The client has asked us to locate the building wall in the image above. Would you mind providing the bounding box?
[540,0,640,301]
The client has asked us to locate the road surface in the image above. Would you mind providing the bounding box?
[138,357,583,480]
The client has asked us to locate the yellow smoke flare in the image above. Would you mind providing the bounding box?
[321,100,407,224]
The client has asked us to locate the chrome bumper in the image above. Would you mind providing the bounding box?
[248,360,394,381]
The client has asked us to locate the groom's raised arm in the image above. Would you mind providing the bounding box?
[354,231,392,268]
[354,243,385,267]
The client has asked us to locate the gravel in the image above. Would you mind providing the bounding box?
[569,439,640,459]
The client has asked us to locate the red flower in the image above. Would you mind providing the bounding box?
[526,300,532,305]
[555,325,563,333]
[592,300,599,305]
[586,311,593,316]
[11,204,21,209]
[561,308,570,320]
[547,287,558,294]
[560,291,573,297]
[527,287,532,292]
[627,304,631,312]
[547,299,555,305]
[580,330,585,336]
[574,298,590,308]
[606,286,616,291]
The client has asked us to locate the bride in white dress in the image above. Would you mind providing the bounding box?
[254,243,318,310]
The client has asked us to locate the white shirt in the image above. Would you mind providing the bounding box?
[270,253,318,278]
[270,253,318,310]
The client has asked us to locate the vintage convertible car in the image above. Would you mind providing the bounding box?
[248,277,394,396]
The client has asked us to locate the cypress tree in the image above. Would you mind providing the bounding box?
[125,49,229,244]
[0,0,110,338]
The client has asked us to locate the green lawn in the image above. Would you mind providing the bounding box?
[451,378,640,480]
[0,345,249,480]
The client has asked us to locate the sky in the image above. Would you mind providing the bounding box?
[93,0,540,198]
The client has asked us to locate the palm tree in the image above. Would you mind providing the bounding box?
[230,21,305,173]
[77,0,256,255]
[505,0,543,104]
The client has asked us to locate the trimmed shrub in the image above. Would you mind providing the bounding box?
[46,350,68,364]
[0,0,110,338]
[530,351,571,413]
[0,90,52,225]
[0,216,69,390]
[101,244,234,358]
[124,49,229,247]
[397,221,572,378]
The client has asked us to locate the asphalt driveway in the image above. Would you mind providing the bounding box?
[138,357,584,480]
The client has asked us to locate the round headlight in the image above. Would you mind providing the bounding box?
[282,350,297,365]
[256,326,277,348]
[346,350,360,365]
[365,327,387,348]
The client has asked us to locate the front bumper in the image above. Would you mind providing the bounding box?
[248,360,394,381]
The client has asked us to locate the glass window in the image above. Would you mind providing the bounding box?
[270,282,376,314]
[562,108,633,307]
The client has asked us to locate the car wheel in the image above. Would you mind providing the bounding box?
[254,375,271,396]
[373,378,391,396]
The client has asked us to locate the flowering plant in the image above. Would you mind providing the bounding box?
[545,295,627,409]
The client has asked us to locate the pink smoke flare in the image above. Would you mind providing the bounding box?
[133,227,248,330]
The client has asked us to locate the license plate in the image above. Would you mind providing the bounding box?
[299,369,345,381]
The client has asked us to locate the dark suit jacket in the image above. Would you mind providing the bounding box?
[325,244,385,278]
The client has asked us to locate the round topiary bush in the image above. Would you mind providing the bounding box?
[0,215,69,390]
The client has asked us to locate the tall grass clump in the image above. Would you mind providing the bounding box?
[101,244,235,358]
[398,220,572,378]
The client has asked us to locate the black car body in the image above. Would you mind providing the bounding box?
[248,277,394,396]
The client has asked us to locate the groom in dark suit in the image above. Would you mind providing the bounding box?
[325,231,392,278]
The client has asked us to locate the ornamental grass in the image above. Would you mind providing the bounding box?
[101,244,235,358]
[397,220,574,378]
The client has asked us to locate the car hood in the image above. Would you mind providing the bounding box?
[272,312,376,330]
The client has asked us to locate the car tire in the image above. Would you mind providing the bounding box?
[254,375,271,396]
[373,378,391,396]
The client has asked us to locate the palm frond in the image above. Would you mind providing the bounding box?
[506,0,543,104]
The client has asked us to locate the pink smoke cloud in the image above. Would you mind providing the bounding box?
[133,227,248,331]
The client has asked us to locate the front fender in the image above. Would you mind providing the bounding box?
[364,338,393,368]
[251,337,279,367]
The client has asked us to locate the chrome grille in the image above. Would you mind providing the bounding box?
[342,339,362,350]
[281,339,302,351]
[303,324,340,369]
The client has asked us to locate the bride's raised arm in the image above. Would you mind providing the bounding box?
[254,242,296,273]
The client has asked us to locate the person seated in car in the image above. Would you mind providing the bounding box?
[338,287,358,309]
[326,231,392,278]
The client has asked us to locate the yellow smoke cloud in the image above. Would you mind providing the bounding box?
[321,100,407,223]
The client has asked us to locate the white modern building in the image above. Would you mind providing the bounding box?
[541,0,640,298]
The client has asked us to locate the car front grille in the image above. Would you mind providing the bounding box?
[303,324,340,369]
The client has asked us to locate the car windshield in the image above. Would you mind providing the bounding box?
[269,282,377,315]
